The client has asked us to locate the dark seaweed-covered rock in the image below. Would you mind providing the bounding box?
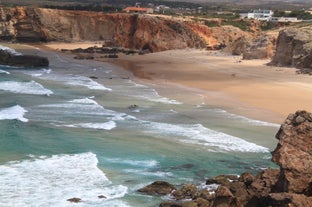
[67,197,82,203]
[137,181,176,195]
[0,49,49,68]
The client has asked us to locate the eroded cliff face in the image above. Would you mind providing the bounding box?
[0,7,224,52]
[270,27,312,71]
[231,34,276,60]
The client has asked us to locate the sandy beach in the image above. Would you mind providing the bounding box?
[44,43,312,123]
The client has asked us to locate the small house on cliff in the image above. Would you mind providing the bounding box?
[247,9,274,21]
[123,6,153,14]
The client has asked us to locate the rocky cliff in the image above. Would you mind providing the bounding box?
[138,110,312,207]
[270,27,312,72]
[231,34,276,60]
[0,7,215,52]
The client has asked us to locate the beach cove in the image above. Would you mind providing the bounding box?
[0,42,311,206]
[45,42,312,123]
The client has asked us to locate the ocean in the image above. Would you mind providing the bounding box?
[0,45,279,207]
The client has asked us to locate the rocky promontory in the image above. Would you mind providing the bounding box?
[270,27,312,74]
[138,110,312,207]
[0,49,49,68]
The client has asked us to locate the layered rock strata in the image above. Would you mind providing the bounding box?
[138,111,312,207]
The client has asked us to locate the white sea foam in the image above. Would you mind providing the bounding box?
[0,80,53,95]
[70,97,99,105]
[65,75,112,91]
[124,169,173,177]
[0,69,10,74]
[27,72,112,91]
[137,89,182,105]
[38,98,132,120]
[63,121,117,130]
[0,105,28,122]
[141,121,269,153]
[106,158,158,168]
[198,182,219,193]
[0,45,22,55]
[25,68,52,77]
[213,109,280,127]
[124,80,182,105]
[0,152,128,207]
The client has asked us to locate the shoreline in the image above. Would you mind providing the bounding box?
[19,42,312,123]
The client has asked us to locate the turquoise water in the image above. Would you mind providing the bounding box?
[0,46,279,207]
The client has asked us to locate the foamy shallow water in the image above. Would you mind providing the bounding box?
[0,105,28,122]
[0,80,53,95]
[0,153,129,207]
[0,48,279,207]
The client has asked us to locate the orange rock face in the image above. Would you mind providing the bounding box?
[273,110,312,195]
[0,7,216,51]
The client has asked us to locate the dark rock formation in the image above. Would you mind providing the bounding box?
[0,49,49,68]
[269,27,312,72]
[67,197,82,203]
[139,110,312,207]
[172,184,198,200]
[272,110,312,195]
[206,174,239,186]
[137,181,176,195]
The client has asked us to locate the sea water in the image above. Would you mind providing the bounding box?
[0,47,279,207]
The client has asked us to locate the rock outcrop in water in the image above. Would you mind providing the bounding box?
[0,49,49,68]
[270,27,312,73]
[138,110,312,207]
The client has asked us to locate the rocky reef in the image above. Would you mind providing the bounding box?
[0,49,49,68]
[138,110,312,207]
[270,27,312,74]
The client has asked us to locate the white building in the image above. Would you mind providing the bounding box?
[247,9,274,21]
[270,17,302,23]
